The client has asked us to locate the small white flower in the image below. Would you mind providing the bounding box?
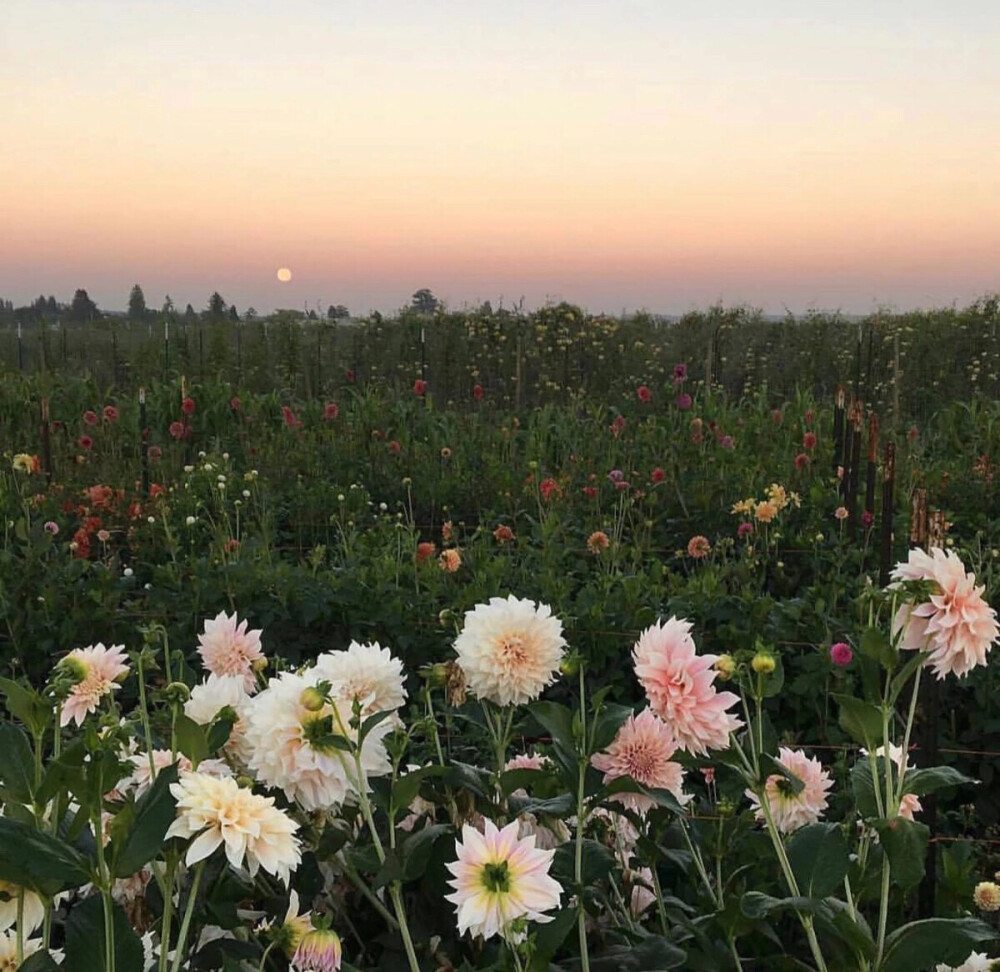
[186,516,196,526]
[242,490,251,498]
[123,567,134,577]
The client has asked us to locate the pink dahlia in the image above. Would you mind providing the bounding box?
[197,611,264,690]
[891,547,999,679]
[632,618,741,755]
[59,643,130,727]
[445,818,562,941]
[747,747,833,834]
[591,709,689,815]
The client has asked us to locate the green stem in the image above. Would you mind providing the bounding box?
[575,665,591,972]
[728,935,744,971]
[649,861,670,937]
[894,663,923,807]
[136,654,157,779]
[170,860,205,972]
[158,858,178,972]
[679,816,721,908]
[16,891,24,967]
[256,940,277,972]
[342,862,399,931]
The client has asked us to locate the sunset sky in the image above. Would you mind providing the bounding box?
[2,0,998,316]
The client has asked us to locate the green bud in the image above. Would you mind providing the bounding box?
[299,687,327,712]
[163,681,191,704]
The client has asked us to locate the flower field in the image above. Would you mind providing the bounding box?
[1,308,1000,971]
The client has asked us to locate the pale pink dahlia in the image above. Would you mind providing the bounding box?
[59,643,130,727]
[632,618,741,755]
[454,595,566,706]
[747,747,833,834]
[166,772,301,885]
[446,818,562,941]
[197,611,264,690]
[504,752,550,773]
[591,709,689,815]
[891,547,999,679]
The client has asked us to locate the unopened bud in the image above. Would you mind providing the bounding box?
[751,653,776,675]
[718,797,736,817]
[420,663,449,688]
[163,681,191,704]
[252,657,269,673]
[299,687,326,712]
[559,654,581,677]
[56,655,88,685]
[715,654,736,681]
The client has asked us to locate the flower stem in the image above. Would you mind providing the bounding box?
[171,860,205,972]
[158,858,178,972]
[575,665,591,972]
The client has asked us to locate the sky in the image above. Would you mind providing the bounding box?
[2,0,999,317]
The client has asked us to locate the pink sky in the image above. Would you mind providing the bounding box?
[2,1,999,315]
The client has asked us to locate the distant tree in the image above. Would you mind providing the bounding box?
[68,289,99,323]
[127,284,147,321]
[46,296,58,315]
[479,300,493,315]
[161,295,175,317]
[229,305,240,322]
[183,303,197,322]
[245,307,257,320]
[307,309,318,321]
[411,289,440,314]
[327,304,350,320]
[206,292,227,319]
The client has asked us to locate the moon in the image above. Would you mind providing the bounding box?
[276,267,292,283]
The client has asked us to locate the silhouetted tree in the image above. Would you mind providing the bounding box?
[161,295,176,317]
[245,307,257,320]
[229,305,239,322]
[128,284,147,321]
[327,304,350,320]
[411,289,440,314]
[68,289,99,323]
[206,292,227,319]
[184,303,197,322]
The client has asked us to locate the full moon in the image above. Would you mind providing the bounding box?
[276,267,292,282]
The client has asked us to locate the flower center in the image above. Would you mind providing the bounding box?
[482,860,511,893]
[499,637,527,665]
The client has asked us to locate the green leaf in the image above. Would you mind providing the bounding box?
[589,702,634,753]
[835,694,885,750]
[399,823,450,881]
[0,723,36,804]
[508,793,575,818]
[740,891,825,919]
[173,713,209,765]
[64,895,145,972]
[499,767,548,796]
[851,758,881,818]
[446,761,491,798]
[874,816,930,891]
[859,626,898,670]
[787,823,850,898]
[358,708,396,745]
[18,952,63,972]
[889,651,928,705]
[0,818,92,896]
[553,839,615,887]
[528,701,576,756]
[588,933,687,969]
[206,709,237,753]
[902,765,977,798]
[528,905,576,970]
[0,677,50,736]
[390,765,446,821]
[881,917,997,972]
[110,762,178,878]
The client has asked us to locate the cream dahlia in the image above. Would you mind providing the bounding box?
[166,772,301,885]
[58,643,130,727]
[935,954,992,972]
[196,611,264,690]
[747,747,833,834]
[891,547,999,679]
[453,595,566,706]
[0,931,61,969]
[312,641,407,716]
[445,818,562,941]
[632,618,741,755]
[184,673,254,765]
[0,880,44,934]
[591,708,689,815]
[244,669,393,811]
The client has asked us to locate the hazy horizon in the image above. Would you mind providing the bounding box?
[3,1,999,317]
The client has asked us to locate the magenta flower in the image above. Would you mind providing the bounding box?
[829,642,853,667]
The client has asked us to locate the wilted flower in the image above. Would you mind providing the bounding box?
[891,548,999,678]
[453,595,565,706]
[166,772,301,884]
[632,618,741,755]
[747,747,833,834]
[445,818,562,941]
[197,611,264,691]
[59,643,130,727]
[591,709,689,814]
[12,453,40,474]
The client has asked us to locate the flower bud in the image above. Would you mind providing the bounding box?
[299,687,327,712]
[717,797,736,817]
[419,663,449,688]
[714,654,736,680]
[751,653,776,675]
[55,655,88,685]
[559,654,581,677]
[163,681,191,704]
[292,927,342,972]
[252,656,269,673]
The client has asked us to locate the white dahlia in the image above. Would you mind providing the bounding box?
[453,595,566,706]
[0,880,45,934]
[184,673,254,766]
[166,772,301,885]
[313,641,407,716]
[244,669,393,812]
[0,930,62,968]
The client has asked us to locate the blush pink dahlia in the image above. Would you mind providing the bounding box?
[197,611,264,690]
[747,747,833,834]
[312,641,406,717]
[891,547,999,679]
[454,595,566,706]
[632,618,741,755]
[59,643,130,727]
[446,818,562,942]
[591,709,689,814]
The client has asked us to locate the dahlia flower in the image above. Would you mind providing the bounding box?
[747,747,833,834]
[59,643,130,727]
[244,669,393,811]
[166,772,301,885]
[859,743,922,820]
[446,818,562,941]
[0,931,61,968]
[591,709,689,815]
[313,642,407,717]
[891,547,999,679]
[184,673,254,765]
[196,611,264,690]
[627,867,657,916]
[291,927,342,972]
[632,618,741,755]
[0,880,45,933]
[127,750,232,796]
[936,953,993,972]
[454,595,566,706]
[974,881,1000,912]
[504,753,550,773]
